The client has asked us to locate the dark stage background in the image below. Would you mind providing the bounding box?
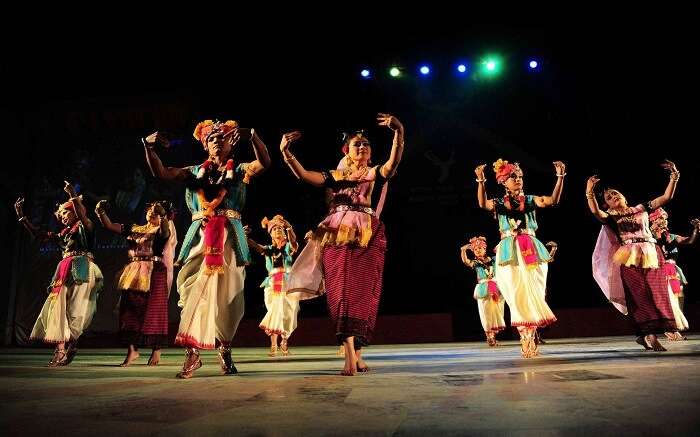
[2,24,698,345]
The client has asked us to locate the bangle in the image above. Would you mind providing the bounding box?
[18,216,27,222]
[475,178,486,183]
[284,154,296,163]
[670,172,680,181]
[556,173,567,177]
[585,192,595,199]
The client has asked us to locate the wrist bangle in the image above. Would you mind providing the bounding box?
[18,216,27,222]
[284,154,296,162]
[556,173,567,177]
[585,192,595,199]
[475,178,486,183]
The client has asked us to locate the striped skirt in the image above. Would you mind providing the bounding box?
[322,218,386,348]
[119,261,169,347]
[620,246,676,335]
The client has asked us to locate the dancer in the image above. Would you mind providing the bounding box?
[95,200,177,365]
[460,236,505,346]
[282,113,405,375]
[247,215,300,356]
[143,120,270,378]
[460,237,559,347]
[588,160,679,351]
[14,182,103,366]
[648,208,699,341]
[475,159,565,358]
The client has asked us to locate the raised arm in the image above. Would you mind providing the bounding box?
[460,245,475,268]
[280,131,327,187]
[233,128,271,179]
[377,113,405,179]
[247,237,267,256]
[648,160,679,210]
[585,176,608,223]
[285,224,299,254]
[535,161,566,208]
[64,181,93,232]
[15,197,49,240]
[94,200,123,234]
[243,225,267,256]
[143,132,191,181]
[546,241,559,261]
[676,219,700,246]
[475,164,494,211]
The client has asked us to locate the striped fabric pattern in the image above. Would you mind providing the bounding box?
[322,218,387,348]
[620,247,676,334]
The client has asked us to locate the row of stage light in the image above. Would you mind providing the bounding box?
[359,57,541,79]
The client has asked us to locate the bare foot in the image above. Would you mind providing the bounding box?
[355,349,370,373]
[120,349,140,367]
[340,338,357,376]
[645,334,668,352]
[147,348,161,366]
[636,336,652,350]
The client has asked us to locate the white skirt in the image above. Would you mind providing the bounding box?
[494,243,556,327]
[475,291,506,333]
[260,286,300,338]
[175,229,245,349]
[30,261,103,343]
[668,285,689,331]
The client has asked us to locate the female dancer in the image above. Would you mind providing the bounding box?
[14,182,103,366]
[475,159,565,357]
[282,113,405,375]
[247,215,299,356]
[95,200,177,365]
[589,160,679,351]
[648,207,699,340]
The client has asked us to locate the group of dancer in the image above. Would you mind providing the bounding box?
[14,112,696,376]
[15,113,403,377]
[459,157,696,356]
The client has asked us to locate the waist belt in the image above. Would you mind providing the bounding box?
[330,204,375,216]
[62,251,93,260]
[500,228,536,239]
[130,255,162,263]
[191,209,241,221]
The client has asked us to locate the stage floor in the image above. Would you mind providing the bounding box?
[2,335,699,436]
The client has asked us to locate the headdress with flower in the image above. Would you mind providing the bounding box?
[493,158,522,184]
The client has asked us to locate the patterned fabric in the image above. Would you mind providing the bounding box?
[620,246,676,335]
[607,204,659,268]
[177,164,250,266]
[322,218,386,347]
[119,262,169,346]
[493,195,551,266]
